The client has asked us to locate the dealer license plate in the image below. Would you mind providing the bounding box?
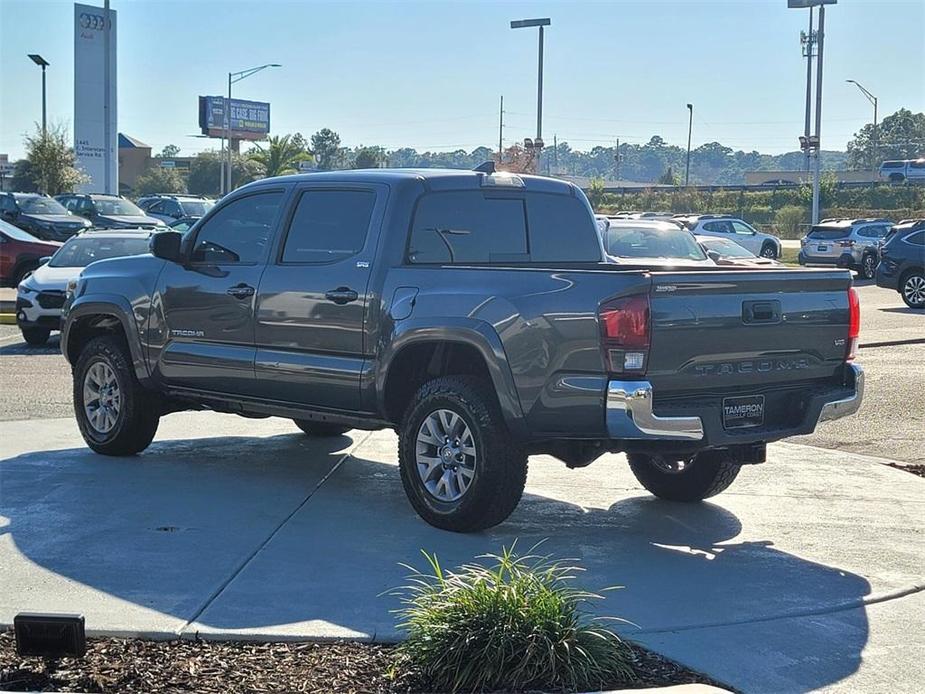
[722,395,765,429]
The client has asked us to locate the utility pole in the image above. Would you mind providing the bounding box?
[685,104,693,186]
[103,0,112,194]
[803,7,814,174]
[553,134,558,173]
[614,138,620,180]
[811,5,826,225]
[498,95,504,162]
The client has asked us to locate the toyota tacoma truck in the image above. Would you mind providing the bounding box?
[60,168,864,532]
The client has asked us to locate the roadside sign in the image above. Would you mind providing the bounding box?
[159,160,176,168]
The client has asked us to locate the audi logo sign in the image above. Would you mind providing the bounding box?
[79,12,106,30]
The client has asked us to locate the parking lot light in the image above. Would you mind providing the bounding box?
[224,63,281,194]
[28,54,49,135]
[846,80,878,167]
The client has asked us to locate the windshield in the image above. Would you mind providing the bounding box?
[92,198,146,216]
[180,200,214,216]
[18,197,70,215]
[604,225,707,260]
[700,237,755,258]
[49,236,150,267]
[808,225,849,240]
[0,219,46,243]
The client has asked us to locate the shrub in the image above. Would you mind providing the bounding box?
[392,544,633,693]
[774,205,807,239]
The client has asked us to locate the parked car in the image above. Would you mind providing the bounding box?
[798,218,892,279]
[879,159,925,184]
[698,236,781,267]
[875,219,925,308]
[675,214,782,259]
[0,192,91,241]
[602,219,715,267]
[54,193,165,230]
[137,194,215,223]
[16,229,155,346]
[61,167,862,532]
[0,219,63,287]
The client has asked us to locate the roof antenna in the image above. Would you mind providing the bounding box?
[473,161,495,174]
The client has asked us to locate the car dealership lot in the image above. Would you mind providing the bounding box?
[0,281,923,692]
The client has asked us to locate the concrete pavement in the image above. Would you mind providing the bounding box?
[1,412,923,693]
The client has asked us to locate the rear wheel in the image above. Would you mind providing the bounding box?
[398,375,527,532]
[859,253,877,280]
[900,270,925,309]
[74,335,160,455]
[292,420,350,437]
[21,327,50,346]
[628,450,741,501]
[759,243,778,260]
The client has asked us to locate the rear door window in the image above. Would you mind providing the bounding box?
[905,231,924,246]
[408,191,527,264]
[281,189,376,263]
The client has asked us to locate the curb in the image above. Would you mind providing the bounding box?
[0,313,15,325]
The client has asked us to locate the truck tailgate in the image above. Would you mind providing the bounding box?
[646,269,853,394]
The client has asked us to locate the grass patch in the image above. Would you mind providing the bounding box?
[780,246,800,266]
[391,544,634,693]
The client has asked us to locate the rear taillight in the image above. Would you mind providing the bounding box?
[846,286,860,361]
[839,239,855,248]
[599,294,650,375]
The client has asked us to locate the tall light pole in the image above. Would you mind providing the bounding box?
[225,63,280,194]
[846,79,878,169]
[511,18,550,172]
[685,103,693,186]
[28,54,49,136]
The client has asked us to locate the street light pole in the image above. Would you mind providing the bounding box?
[28,54,49,136]
[802,7,814,173]
[224,63,281,195]
[846,79,878,169]
[685,103,693,186]
[511,18,551,173]
[811,4,825,225]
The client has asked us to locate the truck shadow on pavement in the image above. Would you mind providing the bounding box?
[0,434,870,691]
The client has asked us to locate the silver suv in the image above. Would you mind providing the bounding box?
[799,218,892,279]
[675,214,782,259]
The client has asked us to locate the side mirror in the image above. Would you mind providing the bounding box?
[707,250,722,262]
[150,230,183,263]
[39,256,53,265]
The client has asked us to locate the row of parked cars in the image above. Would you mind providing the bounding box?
[593,211,925,308]
[0,192,215,345]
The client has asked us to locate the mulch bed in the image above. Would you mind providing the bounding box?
[888,462,925,478]
[0,631,727,693]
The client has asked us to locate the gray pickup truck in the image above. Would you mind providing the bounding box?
[61,168,863,532]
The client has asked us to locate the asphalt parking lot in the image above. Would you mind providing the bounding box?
[0,281,923,693]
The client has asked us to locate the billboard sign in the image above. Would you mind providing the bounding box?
[198,96,270,140]
[74,3,118,193]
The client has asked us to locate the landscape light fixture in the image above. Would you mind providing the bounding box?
[224,63,281,194]
[28,54,50,135]
[511,18,551,171]
[14,613,86,658]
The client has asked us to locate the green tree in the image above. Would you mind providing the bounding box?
[10,159,38,193]
[658,166,680,185]
[187,151,260,196]
[311,128,344,170]
[587,178,606,209]
[155,144,181,159]
[847,108,925,170]
[248,134,311,178]
[133,166,186,195]
[352,145,385,169]
[21,123,87,195]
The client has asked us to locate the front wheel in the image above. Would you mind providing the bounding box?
[21,327,50,346]
[760,243,778,260]
[398,375,527,532]
[859,253,877,280]
[628,450,741,501]
[74,335,160,455]
[901,270,925,309]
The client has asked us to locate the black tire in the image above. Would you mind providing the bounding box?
[628,450,741,502]
[759,243,778,260]
[292,420,350,437]
[900,270,925,309]
[859,253,877,280]
[21,327,50,346]
[73,335,160,456]
[889,173,905,184]
[398,375,527,532]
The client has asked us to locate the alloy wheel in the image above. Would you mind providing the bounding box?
[760,246,777,259]
[83,361,122,434]
[863,255,876,279]
[415,408,477,502]
[903,275,925,307]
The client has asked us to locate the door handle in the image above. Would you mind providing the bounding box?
[226,283,255,299]
[324,287,359,304]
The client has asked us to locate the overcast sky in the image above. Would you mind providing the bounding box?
[1,0,923,160]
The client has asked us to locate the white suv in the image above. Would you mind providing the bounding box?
[676,214,782,259]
